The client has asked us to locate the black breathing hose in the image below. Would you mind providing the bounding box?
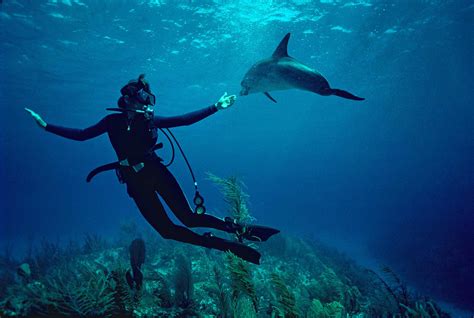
[159,128,198,190]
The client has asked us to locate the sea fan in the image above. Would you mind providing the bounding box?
[270,272,300,318]
[173,253,194,308]
[226,251,258,314]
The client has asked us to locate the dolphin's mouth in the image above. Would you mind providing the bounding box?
[240,88,249,96]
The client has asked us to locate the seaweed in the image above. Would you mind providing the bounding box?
[226,251,258,315]
[233,295,257,318]
[31,239,63,277]
[306,299,345,318]
[207,173,255,224]
[82,233,109,254]
[306,266,344,304]
[207,264,231,317]
[270,272,300,318]
[149,271,172,308]
[110,265,134,317]
[1,261,115,317]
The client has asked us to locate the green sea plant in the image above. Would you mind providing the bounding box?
[306,266,344,303]
[0,280,52,316]
[207,173,255,224]
[306,299,345,318]
[46,263,115,316]
[306,298,326,318]
[207,264,231,317]
[366,266,407,314]
[226,251,258,315]
[2,261,116,317]
[364,266,450,317]
[270,272,300,318]
[31,239,63,277]
[325,301,344,318]
[82,233,109,254]
[341,285,362,314]
[149,271,172,308]
[234,295,257,318]
[109,264,135,317]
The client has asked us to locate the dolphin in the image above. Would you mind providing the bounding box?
[240,33,364,102]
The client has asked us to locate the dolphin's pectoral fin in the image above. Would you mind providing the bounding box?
[264,92,277,103]
[330,88,365,101]
[272,33,291,58]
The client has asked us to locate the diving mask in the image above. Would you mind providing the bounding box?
[136,88,156,106]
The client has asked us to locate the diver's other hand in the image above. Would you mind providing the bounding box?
[215,92,237,110]
[25,107,47,129]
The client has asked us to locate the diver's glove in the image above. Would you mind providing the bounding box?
[25,108,47,129]
[215,92,237,110]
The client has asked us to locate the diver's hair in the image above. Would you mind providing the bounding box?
[117,96,129,108]
[118,74,152,108]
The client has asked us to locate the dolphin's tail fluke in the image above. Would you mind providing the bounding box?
[330,88,365,101]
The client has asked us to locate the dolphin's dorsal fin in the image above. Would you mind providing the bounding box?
[272,33,291,58]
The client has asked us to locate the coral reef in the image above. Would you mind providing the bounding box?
[0,233,452,317]
[0,175,452,317]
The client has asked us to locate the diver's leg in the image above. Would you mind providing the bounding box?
[130,188,206,244]
[154,164,230,232]
[130,188,260,264]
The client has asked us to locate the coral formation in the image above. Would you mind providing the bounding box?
[0,175,452,317]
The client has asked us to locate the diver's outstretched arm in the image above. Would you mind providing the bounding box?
[25,108,46,129]
[25,107,108,141]
[154,92,237,128]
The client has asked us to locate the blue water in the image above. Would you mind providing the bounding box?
[1,0,473,315]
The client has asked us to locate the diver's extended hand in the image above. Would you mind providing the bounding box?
[215,92,237,110]
[25,108,47,129]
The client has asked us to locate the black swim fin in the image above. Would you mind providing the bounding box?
[238,224,280,242]
[224,217,280,242]
[203,232,261,265]
[264,92,278,103]
[330,88,365,101]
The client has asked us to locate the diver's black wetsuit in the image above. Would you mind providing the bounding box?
[45,105,261,264]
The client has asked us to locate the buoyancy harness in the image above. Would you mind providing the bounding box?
[86,107,206,214]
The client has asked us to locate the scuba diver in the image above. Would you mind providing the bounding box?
[25,74,279,265]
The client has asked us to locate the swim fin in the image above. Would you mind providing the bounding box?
[224,217,281,242]
[202,232,261,265]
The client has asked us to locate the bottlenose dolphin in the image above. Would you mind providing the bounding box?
[240,33,364,102]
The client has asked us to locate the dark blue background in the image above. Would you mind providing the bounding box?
[1,0,472,314]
